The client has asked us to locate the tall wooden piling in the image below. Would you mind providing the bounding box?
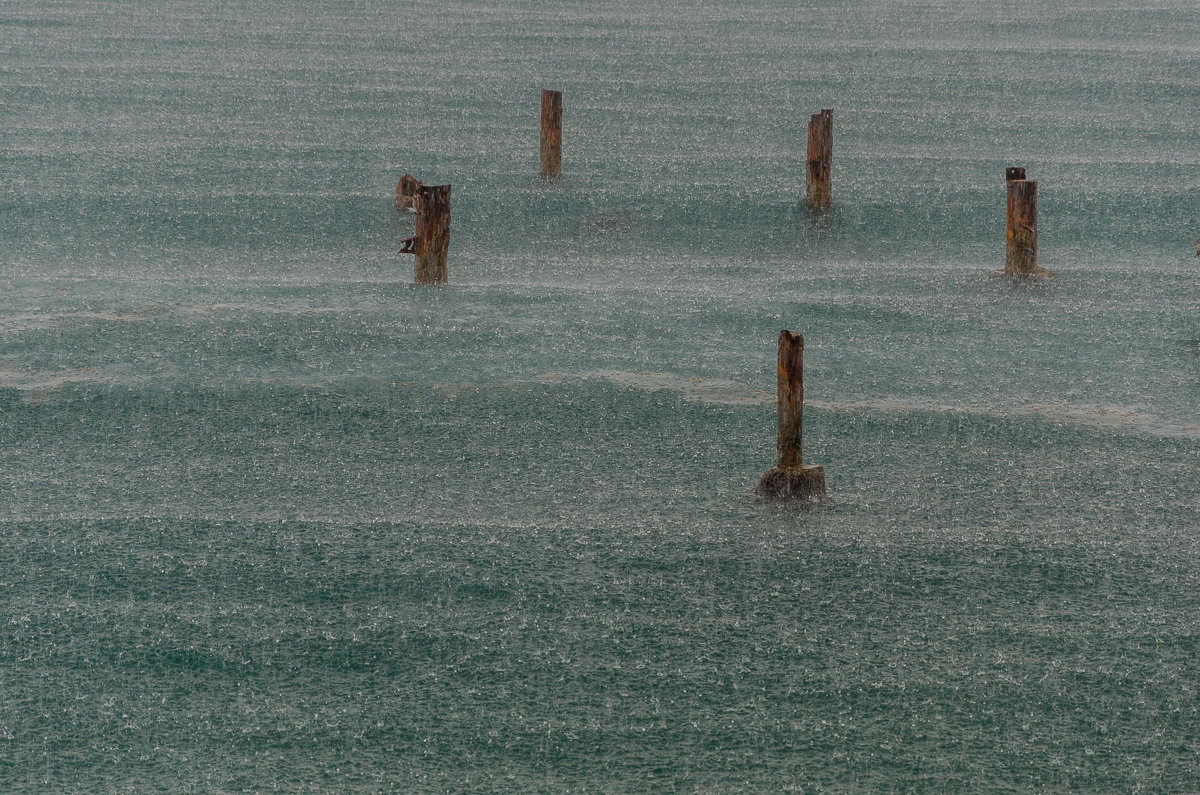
[1004,167,1050,276]
[805,109,833,210]
[755,330,826,501]
[413,184,451,284]
[540,89,562,177]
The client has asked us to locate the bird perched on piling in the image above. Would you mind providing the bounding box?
[395,173,423,213]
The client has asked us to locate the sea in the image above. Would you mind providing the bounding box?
[3,0,1200,791]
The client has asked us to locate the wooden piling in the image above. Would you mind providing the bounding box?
[540,89,562,177]
[413,184,451,284]
[755,330,826,501]
[805,109,833,210]
[1003,168,1051,277]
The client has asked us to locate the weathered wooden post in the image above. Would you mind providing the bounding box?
[805,109,833,210]
[755,330,826,501]
[540,89,562,177]
[400,183,450,284]
[1003,167,1051,276]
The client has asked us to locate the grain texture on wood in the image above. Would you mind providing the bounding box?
[805,109,833,210]
[1005,178,1039,275]
[414,184,451,284]
[755,329,826,501]
[540,90,562,177]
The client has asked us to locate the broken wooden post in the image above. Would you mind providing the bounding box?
[755,330,826,501]
[540,89,562,177]
[394,173,423,212]
[1003,167,1052,277]
[408,183,450,284]
[805,109,833,210]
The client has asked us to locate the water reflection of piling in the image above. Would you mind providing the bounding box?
[413,184,451,284]
[540,89,562,177]
[755,330,826,501]
[1004,167,1051,277]
[805,109,833,210]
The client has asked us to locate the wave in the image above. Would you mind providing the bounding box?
[1,363,1194,440]
[0,310,157,334]
[578,369,1200,439]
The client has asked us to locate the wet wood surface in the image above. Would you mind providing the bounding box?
[775,330,805,470]
[806,109,833,209]
[1005,177,1038,275]
[414,184,451,284]
[540,89,562,177]
[756,329,826,501]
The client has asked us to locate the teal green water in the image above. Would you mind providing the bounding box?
[3,0,1200,790]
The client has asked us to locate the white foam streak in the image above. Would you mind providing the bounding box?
[577,370,1200,439]
[0,310,156,334]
